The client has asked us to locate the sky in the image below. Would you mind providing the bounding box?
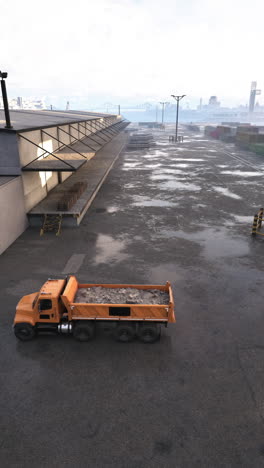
[1,0,264,108]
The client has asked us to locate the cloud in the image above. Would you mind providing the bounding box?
[1,0,264,105]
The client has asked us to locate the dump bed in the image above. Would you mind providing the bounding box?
[61,276,175,323]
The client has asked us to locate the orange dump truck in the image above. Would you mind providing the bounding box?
[13,276,175,343]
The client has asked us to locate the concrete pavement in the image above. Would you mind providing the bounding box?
[1,125,264,467]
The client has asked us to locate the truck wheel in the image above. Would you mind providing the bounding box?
[114,323,136,343]
[138,323,161,343]
[14,323,36,341]
[73,322,95,342]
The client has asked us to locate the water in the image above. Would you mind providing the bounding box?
[221,170,263,177]
[173,163,191,168]
[213,186,241,200]
[175,158,205,162]
[161,180,201,191]
[132,196,178,207]
[160,227,250,260]
[154,168,184,175]
[232,215,254,223]
[123,162,142,168]
[150,174,182,181]
[94,234,129,264]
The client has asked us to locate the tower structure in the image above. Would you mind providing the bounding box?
[249,81,261,112]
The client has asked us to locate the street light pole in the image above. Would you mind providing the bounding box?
[171,94,186,141]
[159,101,169,125]
[0,71,12,129]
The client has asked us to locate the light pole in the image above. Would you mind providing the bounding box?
[159,101,169,124]
[0,71,12,128]
[171,94,186,141]
[155,105,158,123]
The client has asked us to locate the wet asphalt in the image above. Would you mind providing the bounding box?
[1,124,264,467]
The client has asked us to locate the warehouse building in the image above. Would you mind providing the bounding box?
[0,109,129,254]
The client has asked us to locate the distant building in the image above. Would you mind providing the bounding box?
[249,81,261,113]
[8,97,47,110]
[17,97,23,108]
[208,96,220,107]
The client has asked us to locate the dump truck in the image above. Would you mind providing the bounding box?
[13,276,175,343]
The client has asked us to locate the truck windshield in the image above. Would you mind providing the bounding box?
[32,294,39,308]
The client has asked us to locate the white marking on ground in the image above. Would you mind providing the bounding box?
[62,254,86,273]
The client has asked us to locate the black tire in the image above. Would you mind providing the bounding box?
[14,322,36,341]
[73,321,95,342]
[137,323,161,343]
[114,323,136,343]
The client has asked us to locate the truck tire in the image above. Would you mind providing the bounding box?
[14,323,36,341]
[137,323,161,343]
[73,321,95,342]
[114,323,136,343]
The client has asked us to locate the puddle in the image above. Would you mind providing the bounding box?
[142,154,161,159]
[161,180,201,191]
[213,186,241,200]
[144,163,162,169]
[122,167,150,171]
[234,181,257,187]
[176,148,196,152]
[161,227,250,259]
[194,203,207,208]
[132,196,178,207]
[107,206,120,213]
[175,158,205,162]
[153,150,167,156]
[232,215,254,223]
[123,162,142,168]
[157,169,184,175]
[94,234,128,264]
[150,174,181,181]
[220,170,263,177]
[124,183,140,189]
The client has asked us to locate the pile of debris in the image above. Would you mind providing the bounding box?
[127,132,155,150]
[57,181,87,211]
[75,287,169,305]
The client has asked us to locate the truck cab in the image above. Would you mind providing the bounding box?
[14,279,67,340]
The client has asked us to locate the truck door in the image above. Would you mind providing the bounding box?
[38,298,55,322]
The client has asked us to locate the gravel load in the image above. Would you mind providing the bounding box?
[75,287,169,305]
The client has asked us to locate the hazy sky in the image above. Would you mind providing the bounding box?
[1,0,264,106]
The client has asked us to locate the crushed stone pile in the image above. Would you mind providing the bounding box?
[75,287,169,305]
